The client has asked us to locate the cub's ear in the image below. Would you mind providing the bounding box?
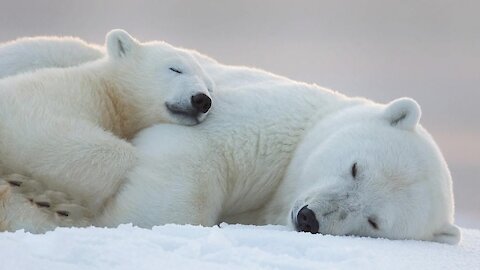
[105,29,139,59]
[383,98,421,130]
[432,223,461,245]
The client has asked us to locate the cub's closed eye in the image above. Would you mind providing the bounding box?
[169,67,183,74]
[351,162,358,178]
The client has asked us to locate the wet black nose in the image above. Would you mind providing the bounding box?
[295,206,319,234]
[191,93,212,114]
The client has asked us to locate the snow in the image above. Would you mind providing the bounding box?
[0,224,478,270]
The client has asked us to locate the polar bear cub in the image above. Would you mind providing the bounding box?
[0,29,214,212]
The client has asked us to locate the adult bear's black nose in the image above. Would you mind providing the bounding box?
[295,205,319,234]
[191,93,212,114]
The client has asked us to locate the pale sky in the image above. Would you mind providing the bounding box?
[1,0,478,227]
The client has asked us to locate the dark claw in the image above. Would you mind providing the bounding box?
[7,181,22,187]
[56,210,69,217]
[35,201,51,208]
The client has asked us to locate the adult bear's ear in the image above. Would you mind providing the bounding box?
[432,223,461,245]
[105,29,139,59]
[383,98,421,130]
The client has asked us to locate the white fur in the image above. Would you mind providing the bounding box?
[0,30,214,212]
[0,37,460,244]
[260,98,460,244]
[0,36,104,78]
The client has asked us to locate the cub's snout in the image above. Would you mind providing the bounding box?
[165,92,212,125]
[191,93,212,114]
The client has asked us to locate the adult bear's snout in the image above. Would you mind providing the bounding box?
[295,205,319,234]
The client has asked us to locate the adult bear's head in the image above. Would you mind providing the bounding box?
[285,98,460,244]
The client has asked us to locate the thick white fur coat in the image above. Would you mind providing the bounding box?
[0,35,461,244]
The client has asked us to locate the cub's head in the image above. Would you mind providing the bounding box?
[105,29,214,126]
[288,98,460,244]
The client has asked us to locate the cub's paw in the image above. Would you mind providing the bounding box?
[0,177,56,233]
[53,203,92,227]
[3,174,45,201]
[0,174,93,233]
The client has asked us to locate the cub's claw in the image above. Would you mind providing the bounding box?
[0,174,93,232]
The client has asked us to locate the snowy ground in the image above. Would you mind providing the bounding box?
[0,224,478,270]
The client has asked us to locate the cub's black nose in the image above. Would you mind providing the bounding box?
[191,93,212,114]
[295,206,319,234]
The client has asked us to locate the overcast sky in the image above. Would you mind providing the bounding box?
[1,0,478,227]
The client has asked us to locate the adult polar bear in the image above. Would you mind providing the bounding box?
[0,37,460,244]
[0,30,214,215]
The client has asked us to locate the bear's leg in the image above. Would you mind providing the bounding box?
[94,143,225,228]
[0,174,92,233]
[16,119,138,212]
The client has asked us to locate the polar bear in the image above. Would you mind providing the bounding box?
[0,36,104,78]
[0,38,460,244]
[256,98,461,244]
[0,30,214,213]
[98,73,461,245]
